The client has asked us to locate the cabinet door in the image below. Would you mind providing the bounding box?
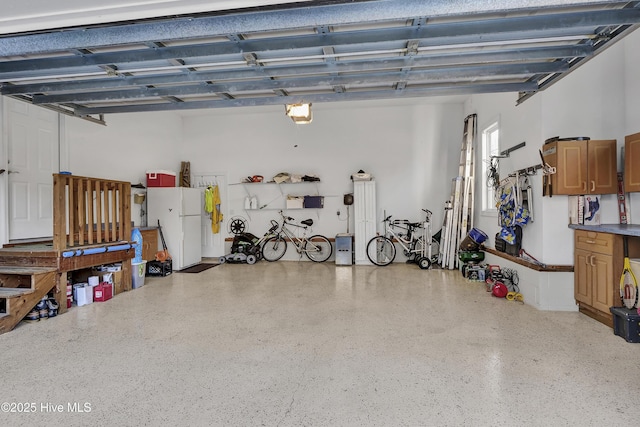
[550,141,587,195]
[354,181,376,265]
[591,252,614,313]
[625,132,640,192]
[574,249,592,304]
[588,140,617,194]
[140,229,159,262]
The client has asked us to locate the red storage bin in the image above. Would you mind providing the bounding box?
[146,170,176,187]
[93,282,113,302]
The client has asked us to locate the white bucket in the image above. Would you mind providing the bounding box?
[75,284,93,306]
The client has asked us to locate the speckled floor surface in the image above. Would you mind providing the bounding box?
[1,262,639,426]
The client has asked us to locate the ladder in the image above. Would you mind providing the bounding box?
[440,114,477,269]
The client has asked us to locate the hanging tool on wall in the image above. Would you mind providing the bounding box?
[617,172,628,225]
[539,149,556,197]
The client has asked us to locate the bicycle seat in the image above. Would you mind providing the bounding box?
[301,219,313,226]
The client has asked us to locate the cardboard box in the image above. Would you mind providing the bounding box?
[286,196,304,209]
[146,170,176,187]
[93,269,124,295]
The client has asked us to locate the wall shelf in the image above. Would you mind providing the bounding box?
[231,181,323,219]
[482,246,573,272]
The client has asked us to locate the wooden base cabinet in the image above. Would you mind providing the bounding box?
[574,248,614,314]
[140,228,159,262]
[574,230,619,326]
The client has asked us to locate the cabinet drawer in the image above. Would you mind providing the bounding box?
[575,230,614,254]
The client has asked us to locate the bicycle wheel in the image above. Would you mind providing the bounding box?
[430,238,440,263]
[261,236,287,261]
[366,236,396,266]
[304,235,332,262]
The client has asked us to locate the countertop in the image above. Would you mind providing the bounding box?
[569,223,640,237]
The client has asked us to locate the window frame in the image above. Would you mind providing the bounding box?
[480,119,500,215]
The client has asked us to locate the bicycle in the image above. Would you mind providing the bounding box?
[261,211,333,262]
[366,209,436,269]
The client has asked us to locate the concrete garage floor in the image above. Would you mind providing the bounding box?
[1,261,639,426]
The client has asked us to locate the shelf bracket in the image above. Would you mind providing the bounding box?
[491,141,526,159]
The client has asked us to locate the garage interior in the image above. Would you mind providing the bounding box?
[1,1,640,425]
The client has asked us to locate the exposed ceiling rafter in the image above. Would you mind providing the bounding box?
[0,0,638,119]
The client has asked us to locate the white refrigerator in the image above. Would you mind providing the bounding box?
[147,187,202,271]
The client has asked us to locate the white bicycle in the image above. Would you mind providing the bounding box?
[366,209,437,269]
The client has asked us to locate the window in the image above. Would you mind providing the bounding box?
[481,120,500,213]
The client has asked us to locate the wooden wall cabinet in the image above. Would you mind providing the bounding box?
[624,132,640,192]
[140,228,159,262]
[543,139,617,195]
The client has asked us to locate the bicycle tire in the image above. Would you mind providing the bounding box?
[304,235,332,262]
[430,238,440,263]
[262,236,287,261]
[366,236,396,266]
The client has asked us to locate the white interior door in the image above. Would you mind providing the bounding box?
[193,173,227,258]
[6,98,59,241]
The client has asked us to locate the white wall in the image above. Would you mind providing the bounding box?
[63,111,183,226]
[63,112,182,184]
[180,100,464,240]
[58,98,464,245]
[466,28,640,265]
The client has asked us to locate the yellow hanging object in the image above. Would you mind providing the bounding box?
[204,186,214,213]
[205,185,223,234]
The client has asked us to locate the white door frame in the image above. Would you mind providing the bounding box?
[0,99,7,246]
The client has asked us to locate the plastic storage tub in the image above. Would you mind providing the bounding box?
[132,260,147,289]
[610,307,640,343]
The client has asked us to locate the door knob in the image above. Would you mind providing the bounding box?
[0,169,5,175]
